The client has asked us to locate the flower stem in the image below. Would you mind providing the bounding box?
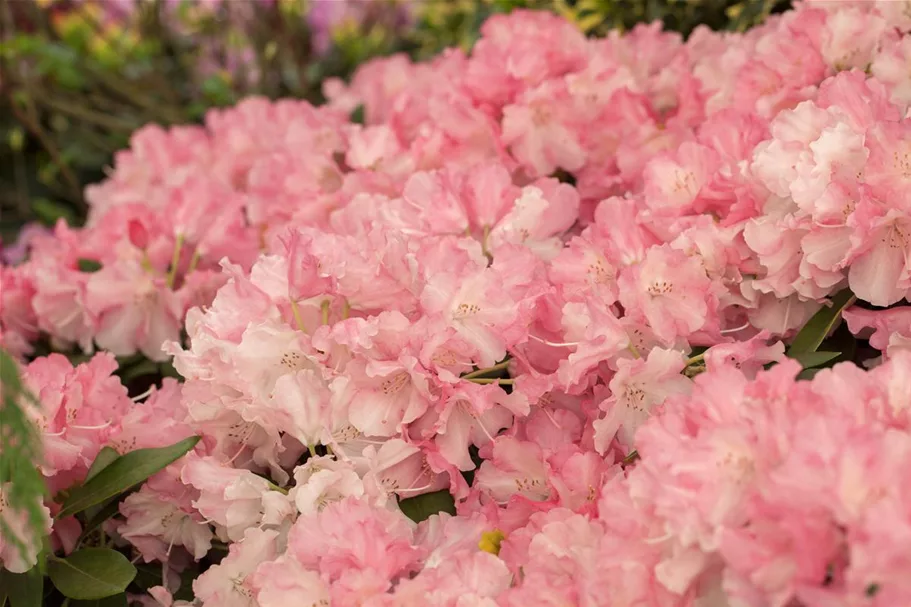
[166,234,184,289]
[187,249,201,275]
[290,300,307,333]
[321,300,330,326]
[267,482,289,495]
[466,378,514,385]
[686,352,706,366]
[462,360,511,379]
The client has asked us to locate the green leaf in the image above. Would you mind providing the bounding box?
[84,448,120,484]
[119,360,160,382]
[0,350,49,569]
[349,104,365,125]
[77,492,133,545]
[797,367,825,381]
[787,289,855,356]
[72,593,128,607]
[48,549,136,600]
[58,436,200,519]
[31,197,77,226]
[1,567,43,607]
[790,351,842,370]
[398,490,456,523]
[75,258,103,273]
[77,259,103,273]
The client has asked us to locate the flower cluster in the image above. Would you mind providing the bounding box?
[4,0,911,605]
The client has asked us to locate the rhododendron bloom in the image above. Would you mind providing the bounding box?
[593,347,691,452]
[9,3,911,605]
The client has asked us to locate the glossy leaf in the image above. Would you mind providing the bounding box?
[790,351,841,370]
[84,447,120,484]
[787,289,855,356]
[58,436,199,519]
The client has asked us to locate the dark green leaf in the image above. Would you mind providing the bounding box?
[58,436,200,519]
[77,493,132,545]
[48,549,136,600]
[398,490,456,523]
[118,360,159,382]
[789,351,841,370]
[159,360,181,379]
[172,566,199,602]
[797,367,825,381]
[72,593,128,607]
[1,567,43,607]
[130,563,162,592]
[787,289,855,356]
[77,259,103,273]
[84,448,120,484]
[349,104,365,125]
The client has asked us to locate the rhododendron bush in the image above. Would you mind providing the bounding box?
[5,0,911,605]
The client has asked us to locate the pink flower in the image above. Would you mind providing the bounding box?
[475,437,552,504]
[251,555,330,606]
[593,347,691,452]
[362,439,450,503]
[429,382,514,471]
[180,454,291,541]
[194,527,279,607]
[619,245,715,345]
[118,483,214,563]
[287,497,421,595]
[289,456,364,515]
[844,306,911,355]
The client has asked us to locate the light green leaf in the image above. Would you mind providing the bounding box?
[57,436,199,519]
[48,549,136,600]
[84,447,120,484]
[398,490,456,523]
[787,289,855,356]
[0,350,49,569]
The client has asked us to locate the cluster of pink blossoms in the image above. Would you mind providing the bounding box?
[5,0,911,605]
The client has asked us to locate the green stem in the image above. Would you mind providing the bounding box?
[267,482,288,495]
[685,352,706,367]
[466,378,514,385]
[308,444,318,457]
[462,360,511,379]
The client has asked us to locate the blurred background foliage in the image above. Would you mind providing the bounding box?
[0,0,789,243]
